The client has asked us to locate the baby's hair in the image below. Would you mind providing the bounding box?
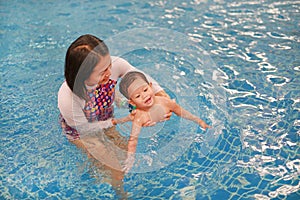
[119,71,149,99]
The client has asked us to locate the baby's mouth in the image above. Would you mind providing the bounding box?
[144,96,152,104]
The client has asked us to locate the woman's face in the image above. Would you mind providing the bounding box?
[85,54,112,86]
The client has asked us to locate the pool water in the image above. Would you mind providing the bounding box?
[1,0,299,199]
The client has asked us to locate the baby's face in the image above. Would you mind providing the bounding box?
[129,83,155,109]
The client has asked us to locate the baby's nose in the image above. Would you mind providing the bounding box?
[142,93,147,99]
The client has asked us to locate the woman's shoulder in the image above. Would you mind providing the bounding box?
[111,56,128,68]
[58,82,71,108]
[110,56,134,79]
[58,82,84,109]
[58,82,72,99]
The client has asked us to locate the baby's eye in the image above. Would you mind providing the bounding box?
[144,88,148,92]
[135,95,140,98]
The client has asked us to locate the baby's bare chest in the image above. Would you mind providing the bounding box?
[146,104,168,122]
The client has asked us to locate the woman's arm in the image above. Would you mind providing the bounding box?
[58,82,113,136]
[155,90,170,98]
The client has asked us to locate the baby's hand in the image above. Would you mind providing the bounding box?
[199,120,211,130]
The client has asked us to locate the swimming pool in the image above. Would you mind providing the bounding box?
[1,0,299,199]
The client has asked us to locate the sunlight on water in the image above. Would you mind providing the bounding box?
[1,0,299,199]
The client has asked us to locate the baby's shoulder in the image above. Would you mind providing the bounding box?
[133,109,150,125]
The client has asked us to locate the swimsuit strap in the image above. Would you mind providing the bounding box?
[83,79,117,122]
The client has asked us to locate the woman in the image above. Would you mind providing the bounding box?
[57,34,169,197]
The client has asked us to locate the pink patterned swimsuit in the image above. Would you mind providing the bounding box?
[60,79,117,140]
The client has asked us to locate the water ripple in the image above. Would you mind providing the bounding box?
[266,75,291,87]
[267,32,295,41]
[201,20,227,30]
[269,43,292,50]
[258,62,277,73]
[294,66,300,72]
[268,182,300,199]
[239,31,266,38]
[1,0,300,199]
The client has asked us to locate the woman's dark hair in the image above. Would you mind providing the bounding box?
[64,34,109,99]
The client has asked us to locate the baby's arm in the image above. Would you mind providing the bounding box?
[169,100,210,130]
[127,123,142,154]
[112,115,132,125]
[123,122,142,173]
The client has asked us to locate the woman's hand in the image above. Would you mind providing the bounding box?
[155,90,170,98]
[162,111,172,121]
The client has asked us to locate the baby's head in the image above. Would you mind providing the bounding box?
[119,71,149,99]
[119,71,150,99]
[120,71,155,109]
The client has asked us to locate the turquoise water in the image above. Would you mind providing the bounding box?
[1,0,299,199]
